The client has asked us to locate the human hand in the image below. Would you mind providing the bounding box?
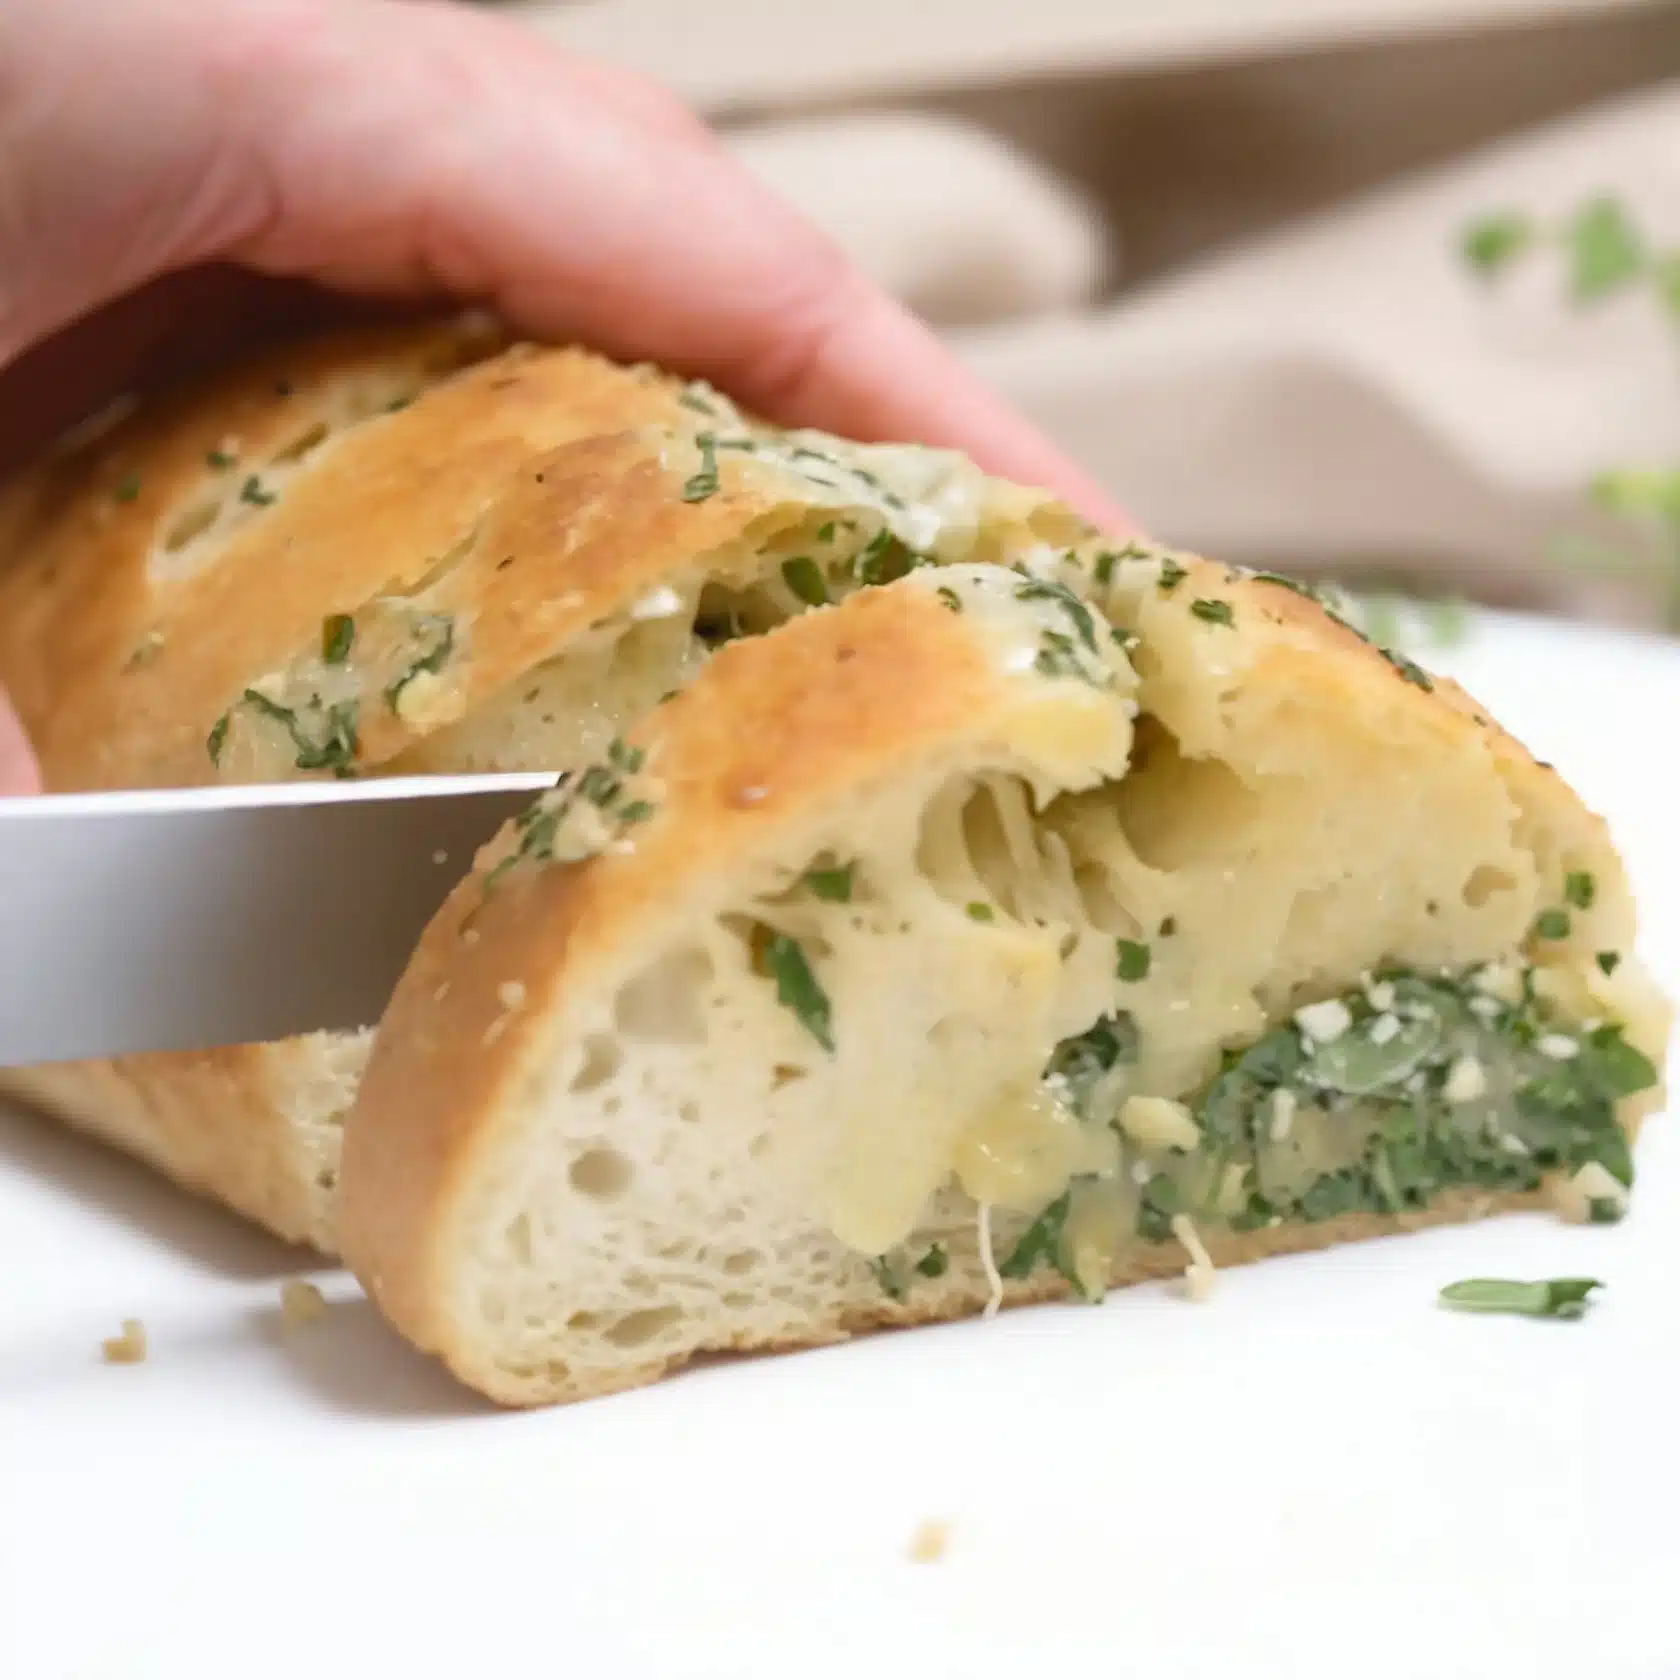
[0,0,1134,794]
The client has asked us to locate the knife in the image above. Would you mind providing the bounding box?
[0,771,557,1067]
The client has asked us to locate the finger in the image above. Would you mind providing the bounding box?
[0,0,1131,529]
[0,686,41,796]
[213,1,1137,528]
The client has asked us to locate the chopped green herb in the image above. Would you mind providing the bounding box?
[916,1243,949,1279]
[241,689,359,776]
[1462,211,1536,276]
[1189,597,1233,628]
[815,520,838,545]
[1597,951,1622,976]
[1564,870,1596,910]
[1045,1014,1137,1117]
[1381,648,1435,691]
[206,712,230,766]
[385,615,456,713]
[1566,196,1645,302]
[998,1191,1075,1285]
[1033,630,1091,684]
[205,449,236,471]
[320,614,355,665]
[1534,907,1572,941]
[677,389,717,416]
[855,527,921,587]
[1016,578,1099,654]
[681,433,720,503]
[385,395,414,414]
[780,557,828,608]
[966,901,995,923]
[239,475,277,508]
[935,586,963,613]
[1156,558,1188,593]
[617,800,655,826]
[869,1257,907,1303]
[1115,939,1151,982]
[765,932,834,1053]
[1588,1198,1625,1225]
[1438,1277,1602,1320]
[803,861,856,903]
[113,474,141,503]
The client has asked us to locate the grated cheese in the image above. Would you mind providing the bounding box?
[1295,999,1352,1043]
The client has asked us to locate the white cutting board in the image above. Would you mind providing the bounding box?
[3,609,1678,1680]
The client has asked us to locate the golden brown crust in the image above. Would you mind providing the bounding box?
[0,318,800,791]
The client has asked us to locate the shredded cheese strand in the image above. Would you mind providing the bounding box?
[977,1201,1003,1317]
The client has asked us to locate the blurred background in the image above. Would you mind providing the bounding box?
[497,0,1680,642]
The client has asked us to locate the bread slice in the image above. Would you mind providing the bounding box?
[338,558,1672,1407]
[0,319,1090,1248]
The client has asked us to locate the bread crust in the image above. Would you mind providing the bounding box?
[0,1033,362,1251]
[340,564,1653,1406]
[0,320,803,792]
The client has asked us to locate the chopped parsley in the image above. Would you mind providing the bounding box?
[1115,939,1151,982]
[1157,558,1187,593]
[205,448,236,471]
[855,528,923,587]
[677,388,718,417]
[1564,870,1596,910]
[816,521,836,543]
[206,712,230,766]
[916,1242,949,1278]
[765,932,835,1054]
[1034,630,1091,683]
[1381,648,1435,691]
[239,689,359,776]
[385,615,456,714]
[239,475,277,508]
[1461,211,1535,277]
[1597,951,1622,976]
[1189,597,1234,628]
[966,902,995,923]
[998,1191,1077,1288]
[483,741,652,889]
[935,586,963,613]
[803,860,856,903]
[1534,907,1572,941]
[1566,196,1645,302]
[113,474,141,503]
[1016,578,1099,654]
[869,1257,907,1303]
[780,557,828,608]
[681,434,720,503]
[320,613,355,665]
[1438,1277,1602,1320]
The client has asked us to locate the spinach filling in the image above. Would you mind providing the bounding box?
[869,963,1656,1300]
[1021,966,1654,1290]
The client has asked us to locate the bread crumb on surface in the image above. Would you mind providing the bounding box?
[101,1319,147,1364]
[280,1279,327,1329]
[908,1520,950,1564]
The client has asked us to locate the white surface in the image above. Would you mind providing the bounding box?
[3,611,1679,1679]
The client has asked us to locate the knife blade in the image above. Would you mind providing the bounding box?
[0,771,557,1067]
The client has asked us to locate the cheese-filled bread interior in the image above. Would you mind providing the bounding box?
[340,559,1671,1408]
[0,318,1090,1250]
